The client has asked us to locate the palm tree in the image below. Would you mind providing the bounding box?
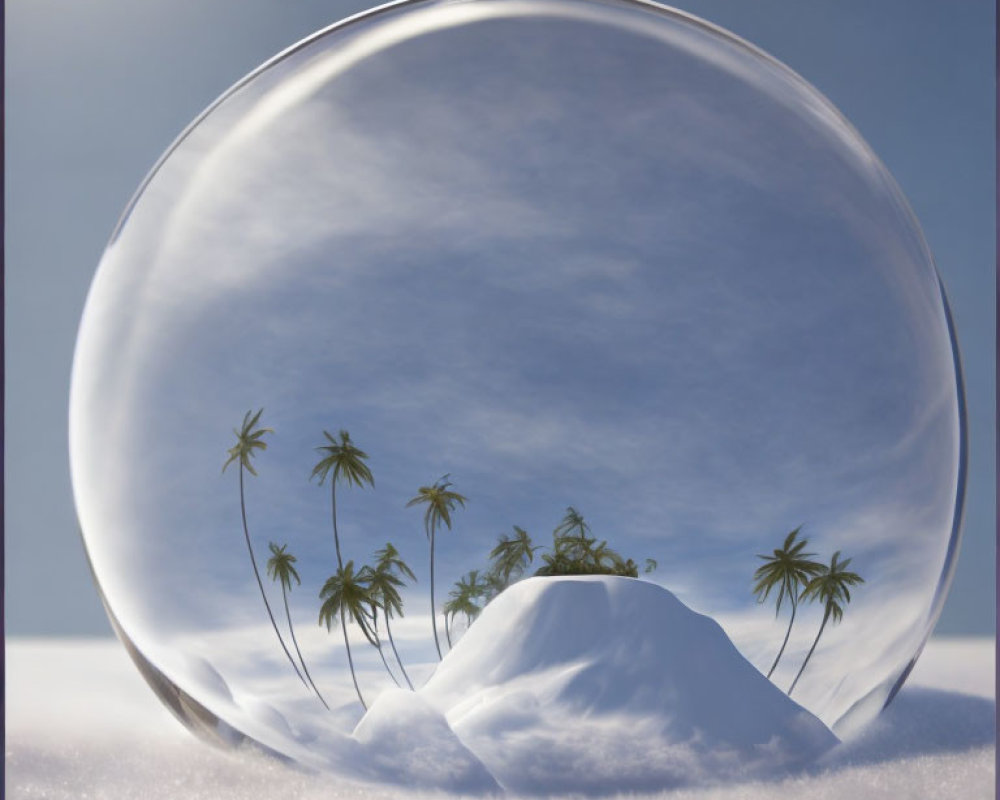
[788,551,864,696]
[554,506,591,544]
[457,570,487,611]
[489,526,538,589]
[318,560,378,710]
[357,564,401,688]
[591,539,624,572]
[444,595,481,644]
[481,567,508,603]
[444,572,483,645]
[222,409,306,688]
[618,557,639,577]
[406,475,467,660]
[644,558,658,574]
[535,549,568,575]
[266,542,329,710]
[552,506,598,568]
[752,527,825,679]
[442,596,456,649]
[372,542,417,690]
[311,429,374,572]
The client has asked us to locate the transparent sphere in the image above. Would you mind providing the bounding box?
[71,0,964,781]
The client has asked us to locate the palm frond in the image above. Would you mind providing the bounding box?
[751,527,823,615]
[222,408,272,475]
[311,429,374,488]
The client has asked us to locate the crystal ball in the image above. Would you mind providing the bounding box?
[70,0,964,782]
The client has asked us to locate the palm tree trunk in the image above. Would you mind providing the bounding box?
[767,597,797,679]
[341,607,367,710]
[373,612,401,687]
[430,523,443,659]
[445,613,453,649]
[282,585,329,710]
[239,465,307,687]
[385,615,414,690]
[331,482,343,571]
[788,607,830,696]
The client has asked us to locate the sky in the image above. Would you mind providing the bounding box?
[5,0,994,656]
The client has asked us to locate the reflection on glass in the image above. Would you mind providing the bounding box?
[70,0,964,785]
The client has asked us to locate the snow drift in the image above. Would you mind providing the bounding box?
[8,637,994,800]
[352,688,500,793]
[418,576,838,794]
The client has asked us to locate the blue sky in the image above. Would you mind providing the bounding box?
[6,0,993,658]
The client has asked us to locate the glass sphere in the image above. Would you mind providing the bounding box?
[70,0,964,782]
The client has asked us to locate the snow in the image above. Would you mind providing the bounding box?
[5,581,995,799]
[352,688,500,793]
[420,576,837,793]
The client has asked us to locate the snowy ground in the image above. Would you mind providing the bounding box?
[6,633,995,799]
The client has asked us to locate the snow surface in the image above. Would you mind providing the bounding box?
[420,576,837,793]
[5,581,995,799]
[352,688,500,793]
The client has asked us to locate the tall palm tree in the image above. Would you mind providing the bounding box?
[788,551,864,696]
[266,542,329,710]
[318,560,378,710]
[357,564,401,688]
[311,429,373,572]
[222,409,306,688]
[406,475,467,660]
[752,527,824,679]
[363,560,412,690]
[372,543,417,690]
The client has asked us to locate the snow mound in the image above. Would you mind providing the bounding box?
[352,688,501,794]
[420,576,838,794]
